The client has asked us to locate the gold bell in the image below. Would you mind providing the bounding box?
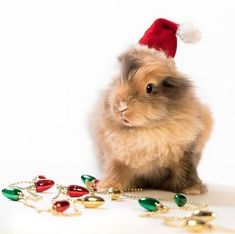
[77,195,105,208]
[190,210,216,222]
[185,219,211,233]
[108,187,123,200]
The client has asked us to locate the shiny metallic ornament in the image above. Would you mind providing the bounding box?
[2,187,23,201]
[34,179,54,192]
[174,193,187,207]
[185,219,211,233]
[53,200,70,212]
[67,185,89,197]
[138,197,160,212]
[81,174,96,184]
[77,195,105,208]
[190,210,216,222]
[108,187,123,200]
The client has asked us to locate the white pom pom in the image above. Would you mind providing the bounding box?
[177,23,201,44]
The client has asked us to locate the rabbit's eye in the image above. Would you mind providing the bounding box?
[146,83,154,94]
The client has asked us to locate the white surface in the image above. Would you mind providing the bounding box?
[1,170,235,234]
[0,0,235,233]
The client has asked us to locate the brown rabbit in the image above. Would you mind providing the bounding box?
[89,45,213,195]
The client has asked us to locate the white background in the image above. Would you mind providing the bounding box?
[0,1,235,233]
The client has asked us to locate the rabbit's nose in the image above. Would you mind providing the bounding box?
[118,101,128,112]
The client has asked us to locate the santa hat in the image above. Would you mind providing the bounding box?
[139,18,200,57]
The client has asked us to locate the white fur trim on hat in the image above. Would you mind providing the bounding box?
[177,23,201,44]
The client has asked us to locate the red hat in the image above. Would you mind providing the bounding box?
[139,18,200,57]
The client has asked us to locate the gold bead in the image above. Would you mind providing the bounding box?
[107,187,123,200]
[185,219,211,233]
[77,195,105,208]
[190,210,216,222]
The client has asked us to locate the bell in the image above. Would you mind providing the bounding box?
[190,210,216,222]
[78,195,105,208]
[185,219,211,233]
[108,187,123,200]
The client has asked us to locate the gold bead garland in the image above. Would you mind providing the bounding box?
[2,174,235,233]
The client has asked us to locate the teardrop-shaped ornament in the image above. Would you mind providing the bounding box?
[190,210,216,222]
[78,195,104,208]
[185,219,211,233]
[67,185,89,197]
[34,179,55,192]
[2,187,22,201]
[174,193,187,207]
[81,174,96,184]
[53,200,70,212]
[138,197,160,212]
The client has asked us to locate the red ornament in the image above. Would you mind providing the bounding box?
[37,175,46,179]
[67,185,89,197]
[34,179,54,192]
[53,200,70,212]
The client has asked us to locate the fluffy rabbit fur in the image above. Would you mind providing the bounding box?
[89,45,213,195]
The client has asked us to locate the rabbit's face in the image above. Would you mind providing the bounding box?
[108,46,192,128]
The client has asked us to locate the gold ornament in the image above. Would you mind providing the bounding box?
[108,187,123,200]
[77,195,105,208]
[185,219,212,233]
[189,210,217,222]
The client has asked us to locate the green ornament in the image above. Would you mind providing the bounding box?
[2,187,22,201]
[81,174,96,184]
[138,197,160,211]
[174,193,187,207]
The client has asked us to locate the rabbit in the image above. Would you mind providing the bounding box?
[89,45,213,195]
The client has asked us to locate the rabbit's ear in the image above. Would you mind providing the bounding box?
[118,53,141,82]
[161,76,192,99]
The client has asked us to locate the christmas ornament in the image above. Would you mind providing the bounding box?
[189,210,216,222]
[146,209,221,233]
[3,174,234,233]
[81,174,99,191]
[138,197,161,212]
[107,187,123,200]
[53,184,89,200]
[173,193,187,207]
[77,195,105,208]
[8,175,55,197]
[67,185,89,197]
[35,179,54,192]
[53,200,70,213]
[81,174,96,184]
[2,187,23,201]
[138,195,206,212]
